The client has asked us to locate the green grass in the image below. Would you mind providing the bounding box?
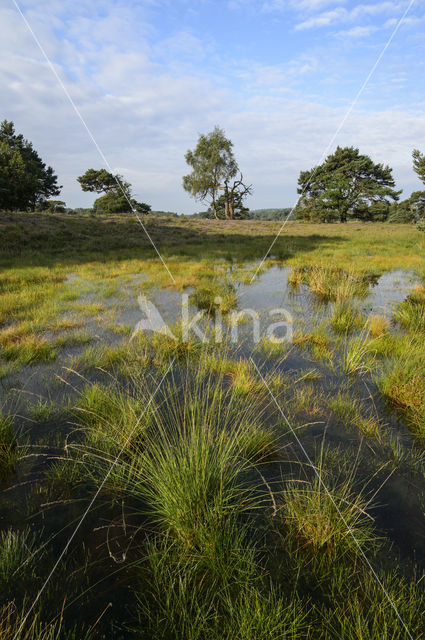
[0,528,37,594]
[376,342,425,441]
[341,329,376,375]
[330,300,363,334]
[279,473,376,560]
[1,336,56,365]
[0,411,18,482]
[303,266,370,301]
[30,400,55,422]
[190,277,238,314]
[393,285,425,332]
[1,215,425,636]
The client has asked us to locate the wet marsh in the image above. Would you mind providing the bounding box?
[1,213,425,638]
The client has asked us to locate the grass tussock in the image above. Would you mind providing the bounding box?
[377,345,425,441]
[341,329,375,375]
[0,335,56,365]
[279,473,376,560]
[366,314,390,338]
[330,300,363,334]
[394,285,425,332]
[0,411,18,482]
[303,266,369,301]
[190,277,237,314]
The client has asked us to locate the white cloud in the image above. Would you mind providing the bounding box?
[295,8,348,30]
[295,1,407,30]
[1,1,423,212]
[335,25,379,38]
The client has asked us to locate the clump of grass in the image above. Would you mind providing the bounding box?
[0,412,18,482]
[1,336,56,365]
[253,337,292,358]
[341,329,375,375]
[239,422,281,462]
[292,385,325,419]
[0,528,37,594]
[190,278,237,314]
[329,392,359,423]
[203,356,264,396]
[288,266,304,287]
[30,400,54,422]
[304,266,369,301]
[46,459,82,499]
[228,360,264,397]
[129,370,269,557]
[321,571,425,640]
[330,300,363,334]
[76,383,147,454]
[150,323,205,363]
[0,601,76,639]
[376,346,425,440]
[0,362,20,379]
[394,286,425,332]
[330,392,382,438]
[293,327,329,351]
[280,474,375,559]
[69,341,146,373]
[366,314,390,338]
[54,331,92,348]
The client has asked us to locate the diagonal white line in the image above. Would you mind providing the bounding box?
[250,357,415,640]
[11,0,175,284]
[250,0,416,283]
[14,359,175,639]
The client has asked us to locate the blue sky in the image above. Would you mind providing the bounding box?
[1,0,425,211]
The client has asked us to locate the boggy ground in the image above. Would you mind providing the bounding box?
[1,212,425,638]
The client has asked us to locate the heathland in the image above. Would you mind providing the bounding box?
[1,212,425,639]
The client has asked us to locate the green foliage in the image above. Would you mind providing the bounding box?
[411,150,425,229]
[35,200,67,213]
[413,148,425,185]
[388,197,416,223]
[0,120,61,211]
[183,126,240,218]
[77,168,150,215]
[214,192,250,219]
[248,208,291,220]
[297,146,400,223]
[77,168,119,193]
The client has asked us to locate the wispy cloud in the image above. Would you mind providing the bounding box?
[3,0,424,211]
[335,25,379,38]
[295,1,407,30]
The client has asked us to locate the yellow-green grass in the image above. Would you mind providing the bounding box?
[376,345,425,442]
[330,300,363,334]
[393,284,425,333]
[0,411,18,482]
[366,314,390,338]
[329,392,382,439]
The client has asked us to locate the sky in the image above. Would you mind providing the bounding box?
[1,0,425,212]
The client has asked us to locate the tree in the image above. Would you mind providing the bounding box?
[297,146,400,223]
[413,149,425,184]
[0,120,61,211]
[388,198,416,223]
[411,149,425,231]
[77,168,150,215]
[36,199,67,213]
[77,168,126,194]
[183,126,251,219]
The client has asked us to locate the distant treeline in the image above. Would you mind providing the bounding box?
[1,118,424,229]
